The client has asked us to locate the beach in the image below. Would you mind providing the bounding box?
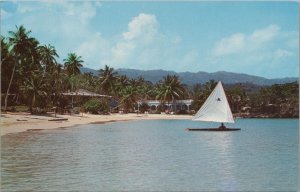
[0,113,192,136]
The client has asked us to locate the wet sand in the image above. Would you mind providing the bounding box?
[1,113,192,136]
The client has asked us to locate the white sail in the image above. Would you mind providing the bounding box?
[193,81,234,123]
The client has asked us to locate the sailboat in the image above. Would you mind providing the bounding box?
[186,81,240,131]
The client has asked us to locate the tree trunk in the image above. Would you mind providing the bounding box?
[30,93,36,114]
[4,63,16,111]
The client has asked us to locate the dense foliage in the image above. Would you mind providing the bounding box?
[1,26,298,117]
[84,99,108,114]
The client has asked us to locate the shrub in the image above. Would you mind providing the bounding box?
[72,107,81,114]
[176,109,188,115]
[32,107,47,115]
[137,102,149,113]
[149,110,161,114]
[84,99,109,114]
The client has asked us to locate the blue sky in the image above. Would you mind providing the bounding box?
[1,1,299,78]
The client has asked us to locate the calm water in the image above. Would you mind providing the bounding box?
[1,118,298,191]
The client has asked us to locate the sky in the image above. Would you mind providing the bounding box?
[1,1,299,78]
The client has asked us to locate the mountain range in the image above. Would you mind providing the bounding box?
[81,67,298,86]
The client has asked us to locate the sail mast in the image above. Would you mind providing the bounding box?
[193,81,234,123]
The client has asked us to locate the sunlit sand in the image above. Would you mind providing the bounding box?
[1,113,192,136]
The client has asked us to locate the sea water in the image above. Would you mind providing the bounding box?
[1,118,298,191]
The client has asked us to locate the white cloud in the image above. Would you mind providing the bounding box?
[171,35,182,44]
[105,13,160,68]
[123,13,159,43]
[13,1,100,24]
[1,8,12,20]
[107,41,136,67]
[249,24,279,43]
[100,13,199,71]
[72,11,168,70]
[4,1,101,64]
[284,31,299,49]
[209,24,298,77]
[4,7,180,70]
[213,25,280,56]
[273,49,293,58]
[64,2,100,24]
[15,3,40,13]
[213,33,245,56]
[76,33,110,68]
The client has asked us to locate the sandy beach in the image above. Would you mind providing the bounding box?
[0,112,192,136]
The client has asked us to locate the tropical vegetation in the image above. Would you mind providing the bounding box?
[1,26,298,117]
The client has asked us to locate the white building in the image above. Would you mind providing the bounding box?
[137,99,193,111]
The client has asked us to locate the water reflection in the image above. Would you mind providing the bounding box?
[209,132,238,191]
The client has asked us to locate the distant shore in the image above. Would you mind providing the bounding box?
[0,112,192,136]
[234,113,299,119]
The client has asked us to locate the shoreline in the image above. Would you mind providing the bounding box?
[0,113,192,136]
[1,113,298,136]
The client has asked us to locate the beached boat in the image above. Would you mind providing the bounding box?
[186,81,240,131]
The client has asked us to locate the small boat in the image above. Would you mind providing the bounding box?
[186,128,240,131]
[48,118,68,121]
[187,81,240,131]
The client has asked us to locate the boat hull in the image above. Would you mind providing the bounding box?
[186,128,241,131]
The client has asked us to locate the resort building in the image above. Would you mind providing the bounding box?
[137,99,193,112]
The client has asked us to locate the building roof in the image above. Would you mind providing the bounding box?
[61,89,111,98]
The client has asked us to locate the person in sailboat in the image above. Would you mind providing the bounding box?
[219,123,226,129]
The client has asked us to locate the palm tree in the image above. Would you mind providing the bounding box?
[227,84,247,113]
[4,25,37,111]
[50,63,64,105]
[137,77,153,101]
[190,83,203,111]
[1,37,14,93]
[20,70,47,113]
[203,80,218,94]
[36,44,59,105]
[63,53,83,76]
[156,75,185,112]
[98,65,118,95]
[38,44,59,77]
[197,80,218,106]
[81,72,98,91]
[259,87,272,105]
[117,75,130,87]
[63,53,84,108]
[119,85,139,113]
[115,75,129,97]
